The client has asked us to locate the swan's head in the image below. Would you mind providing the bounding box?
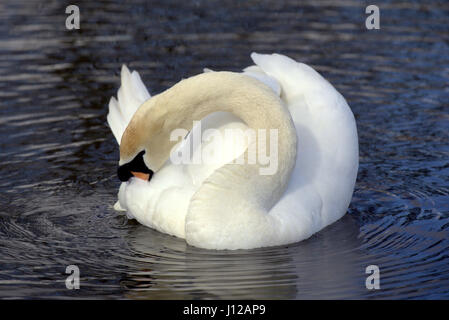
[117,149,153,182]
[117,97,175,182]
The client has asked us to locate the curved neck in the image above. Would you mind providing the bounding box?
[122,71,296,173]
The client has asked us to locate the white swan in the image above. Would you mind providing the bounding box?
[107,53,358,250]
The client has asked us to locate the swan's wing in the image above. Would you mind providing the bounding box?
[242,65,281,96]
[250,52,340,105]
[251,52,359,228]
[107,65,151,145]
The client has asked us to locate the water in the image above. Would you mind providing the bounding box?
[0,0,448,299]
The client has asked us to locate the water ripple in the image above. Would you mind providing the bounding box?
[0,0,448,299]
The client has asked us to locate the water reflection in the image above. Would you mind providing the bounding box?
[119,215,365,299]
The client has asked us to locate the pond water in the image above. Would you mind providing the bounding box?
[0,0,448,299]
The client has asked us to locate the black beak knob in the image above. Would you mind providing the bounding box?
[117,150,153,182]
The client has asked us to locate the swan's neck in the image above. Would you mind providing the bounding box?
[120,72,298,248]
[123,71,296,177]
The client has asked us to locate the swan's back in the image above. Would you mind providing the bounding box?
[251,53,359,242]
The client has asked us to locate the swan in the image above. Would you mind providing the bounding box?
[107,53,358,250]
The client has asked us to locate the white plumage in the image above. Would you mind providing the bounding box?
[107,65,151,144]
[107,53,358,249]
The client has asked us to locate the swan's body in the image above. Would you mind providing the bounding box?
[107,53,358,250]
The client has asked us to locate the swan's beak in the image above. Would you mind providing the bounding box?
[131,171,150,181]
[117,150,153,182]
[118,165,153,182]
[118,168,153,182]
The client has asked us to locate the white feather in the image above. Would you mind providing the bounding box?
[107,65,151,144]
[108,53,359,249]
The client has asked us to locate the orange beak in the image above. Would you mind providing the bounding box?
[131,171,150,181]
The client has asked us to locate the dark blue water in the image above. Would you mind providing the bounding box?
[0,0,448,299]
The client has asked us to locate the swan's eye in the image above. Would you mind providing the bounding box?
[118,150,153,182]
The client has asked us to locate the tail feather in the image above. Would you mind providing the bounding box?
[131,71,151,102]
[107,65,151,145]
[107,96,125,144]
